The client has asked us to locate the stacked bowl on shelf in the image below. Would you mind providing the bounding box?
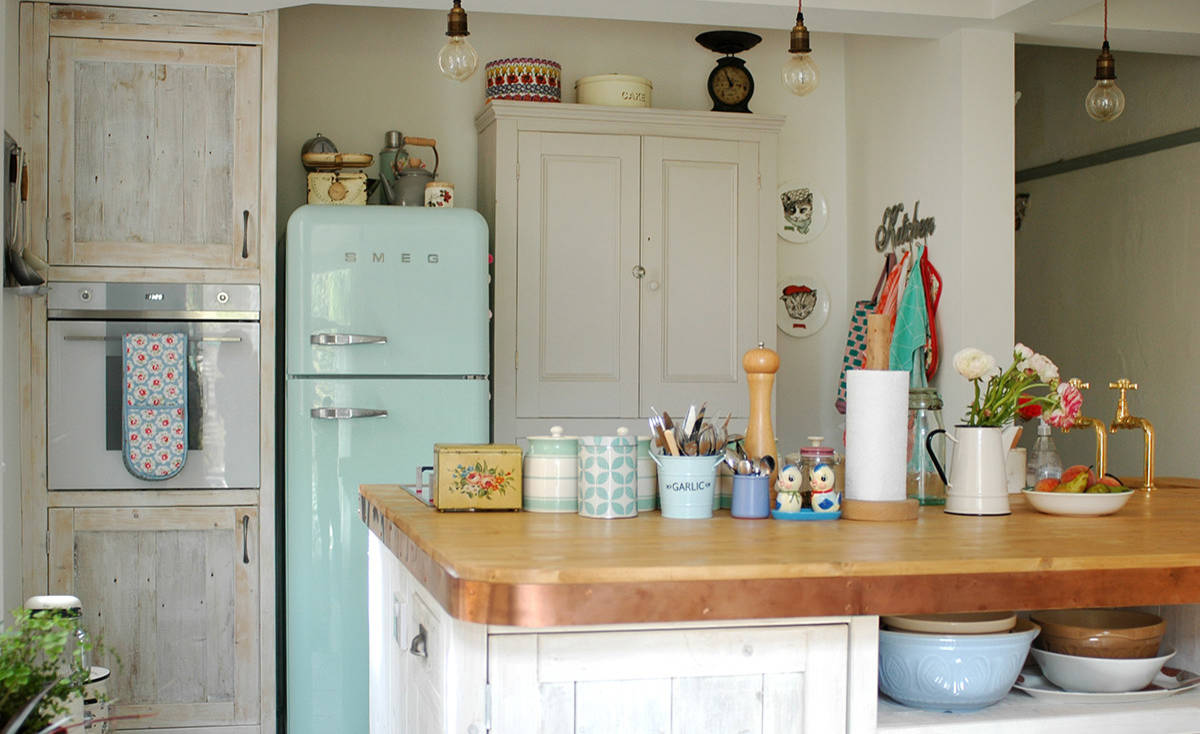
[877,612,1040,712]
[1028,609,1172,693]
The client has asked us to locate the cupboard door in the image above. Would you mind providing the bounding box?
[48,506,260,730]
[48,38,261,269]
[640,137,759,416]
[488,623,849,733]
[515,131,641,418]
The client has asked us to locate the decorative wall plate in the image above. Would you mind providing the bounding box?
[777,182,828,243]
[776,274,830,338]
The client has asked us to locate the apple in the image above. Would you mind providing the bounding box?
[1060,465,1098,486]
[1100,474,1124,488]
[1034,478,1060,493]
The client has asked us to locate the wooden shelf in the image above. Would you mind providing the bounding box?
[877,687,1200,733]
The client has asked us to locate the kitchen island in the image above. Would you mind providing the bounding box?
[360,484,1200,733]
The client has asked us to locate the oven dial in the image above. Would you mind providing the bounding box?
[79,288,92,302]
[216,291,230,304]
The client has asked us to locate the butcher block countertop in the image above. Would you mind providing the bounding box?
[359,484,1200,627]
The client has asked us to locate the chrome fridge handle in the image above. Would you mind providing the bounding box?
[310,408,389,420]
[310,333,388,346]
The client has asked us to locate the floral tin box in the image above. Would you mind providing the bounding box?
[433,444,523,511]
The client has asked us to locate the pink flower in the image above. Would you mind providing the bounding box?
[1046,381,1083,429]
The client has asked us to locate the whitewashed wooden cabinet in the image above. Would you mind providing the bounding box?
[47,36,261,269]
[478,102,783,441]
[368,534,861,734]
[47,506,260,731]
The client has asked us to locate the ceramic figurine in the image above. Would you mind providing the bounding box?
[775,464,804,513]
[810,461,840,513]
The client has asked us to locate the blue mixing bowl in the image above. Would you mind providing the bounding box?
[879,618,1040,712]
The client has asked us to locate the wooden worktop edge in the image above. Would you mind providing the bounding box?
[359,486,1200,627]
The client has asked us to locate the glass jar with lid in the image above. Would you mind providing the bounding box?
[788,436,843,511]
[908,387,947,505]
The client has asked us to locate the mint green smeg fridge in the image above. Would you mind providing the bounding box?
[284,206,489,734]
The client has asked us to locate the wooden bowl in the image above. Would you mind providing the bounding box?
[1030,609,1165,659]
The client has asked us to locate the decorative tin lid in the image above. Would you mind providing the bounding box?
[527,425,579,456]
[575,73,653,89]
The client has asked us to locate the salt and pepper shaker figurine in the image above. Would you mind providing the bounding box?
[774,464,804,512]
[809,461,840,513]
[743,342,780,504]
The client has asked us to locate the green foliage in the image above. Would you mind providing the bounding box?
[0,609,91,733]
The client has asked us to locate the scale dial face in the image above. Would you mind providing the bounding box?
[711,64,751,105]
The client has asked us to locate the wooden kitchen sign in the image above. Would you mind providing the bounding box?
[875,201,936,252]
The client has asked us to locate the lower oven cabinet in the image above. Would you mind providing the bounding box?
[47,505,260,731]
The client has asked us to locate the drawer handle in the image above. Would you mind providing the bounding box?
[242,515,250,564]
[409,624,428,658]
[241,210,250,259]
[310,407,388,420]
[310,333,388,346]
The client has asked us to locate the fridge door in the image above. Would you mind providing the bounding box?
[286,206,489,377]
[284,376,488,734]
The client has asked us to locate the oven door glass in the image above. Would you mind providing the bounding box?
[48,320,260,490]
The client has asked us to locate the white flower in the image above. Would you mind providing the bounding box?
[1029,353,1059,383]
[953,348,997,381]
[1014,343,1034,371]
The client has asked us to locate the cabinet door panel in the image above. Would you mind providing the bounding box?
[48,506,259,729]
[516,131,641,418]
[48,38,260,268]
[641,137,758,415]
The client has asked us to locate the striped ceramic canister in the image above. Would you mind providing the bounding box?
[636,436,658,511]
[522,426,579,513]
[578,428,638,519]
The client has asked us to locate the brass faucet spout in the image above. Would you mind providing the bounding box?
[1106,379,1155,492]
[1064,379,1108,477]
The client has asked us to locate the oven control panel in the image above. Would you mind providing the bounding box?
[48,282,260,321]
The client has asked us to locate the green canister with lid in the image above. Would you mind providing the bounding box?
[523,426,579,513]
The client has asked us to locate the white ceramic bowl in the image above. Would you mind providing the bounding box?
[1031,646,1175,693]
[1021,488,1135,517]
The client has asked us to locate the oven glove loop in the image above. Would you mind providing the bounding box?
[122,332,188,481]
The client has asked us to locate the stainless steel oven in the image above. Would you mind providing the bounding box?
[47,282,260,490]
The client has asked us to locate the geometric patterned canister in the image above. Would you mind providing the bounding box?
[485,57,562,103]
[577,428,637,519]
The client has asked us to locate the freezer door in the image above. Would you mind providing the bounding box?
[284,377,487,734]
[286,206,489,376]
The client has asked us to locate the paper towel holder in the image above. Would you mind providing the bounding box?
[841,497,919,521]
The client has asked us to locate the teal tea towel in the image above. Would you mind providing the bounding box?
[889,244,929,381]
[123,332,188,481]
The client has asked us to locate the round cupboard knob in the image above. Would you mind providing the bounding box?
[631,265,646,279]
[648,281,660,291]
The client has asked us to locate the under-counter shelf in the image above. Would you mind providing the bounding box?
[877,688,1200,734]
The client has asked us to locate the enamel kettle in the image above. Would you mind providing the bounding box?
[926,425,1018,516]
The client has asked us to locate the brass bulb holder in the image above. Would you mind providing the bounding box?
[789,12,812,54]
[446,0,470,38]
[1094,40,1116,80]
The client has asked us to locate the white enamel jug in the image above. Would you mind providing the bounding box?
[927,426,1011,516]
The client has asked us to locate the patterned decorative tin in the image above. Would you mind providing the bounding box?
[577,428,637,519]
[485,57,562,103]
[432,444,523,511]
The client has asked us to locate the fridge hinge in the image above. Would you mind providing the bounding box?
[464,374,488,381]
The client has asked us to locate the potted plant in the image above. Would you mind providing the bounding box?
[0,608,92,733]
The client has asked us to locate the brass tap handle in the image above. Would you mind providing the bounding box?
[1108,378,1138,392]
[1068,378,1090,391]
[1109,378,1138,423]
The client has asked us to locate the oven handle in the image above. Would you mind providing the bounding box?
[311,407,389,420]
[310,333,388,346]
[62,335,242,343]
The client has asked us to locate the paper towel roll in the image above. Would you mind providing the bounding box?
[845,369,909,502]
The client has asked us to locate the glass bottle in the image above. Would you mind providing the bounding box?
[1028,418,1064,485]
[907,387,946,505]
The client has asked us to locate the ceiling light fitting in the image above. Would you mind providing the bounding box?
[782,0,819,96]
[1085,0,1125,122]
[438,0,479,82]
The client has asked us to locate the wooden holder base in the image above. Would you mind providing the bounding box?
[842,498,919,522]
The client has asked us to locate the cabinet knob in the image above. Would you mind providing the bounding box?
[631,265,646,279]
[648,281,660,291]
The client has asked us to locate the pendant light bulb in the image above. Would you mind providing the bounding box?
[1085,42,1124,122]
[438,0,478,82]
[782,9,819,96]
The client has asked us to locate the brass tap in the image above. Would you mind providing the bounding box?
[1063,379,1108,478]
[1108,379,1156,492]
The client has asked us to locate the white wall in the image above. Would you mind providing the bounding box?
[2,0,22,615]
[277,5,850,451]
[845,30,1015,429]
[1015,45,1200,479]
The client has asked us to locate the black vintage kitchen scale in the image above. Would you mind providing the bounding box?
[695,30,762,113]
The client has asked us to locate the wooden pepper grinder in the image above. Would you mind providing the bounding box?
[743,342,780,504]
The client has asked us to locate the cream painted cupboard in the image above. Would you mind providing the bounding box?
[20,4,278,734]
[477,102,783,441]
